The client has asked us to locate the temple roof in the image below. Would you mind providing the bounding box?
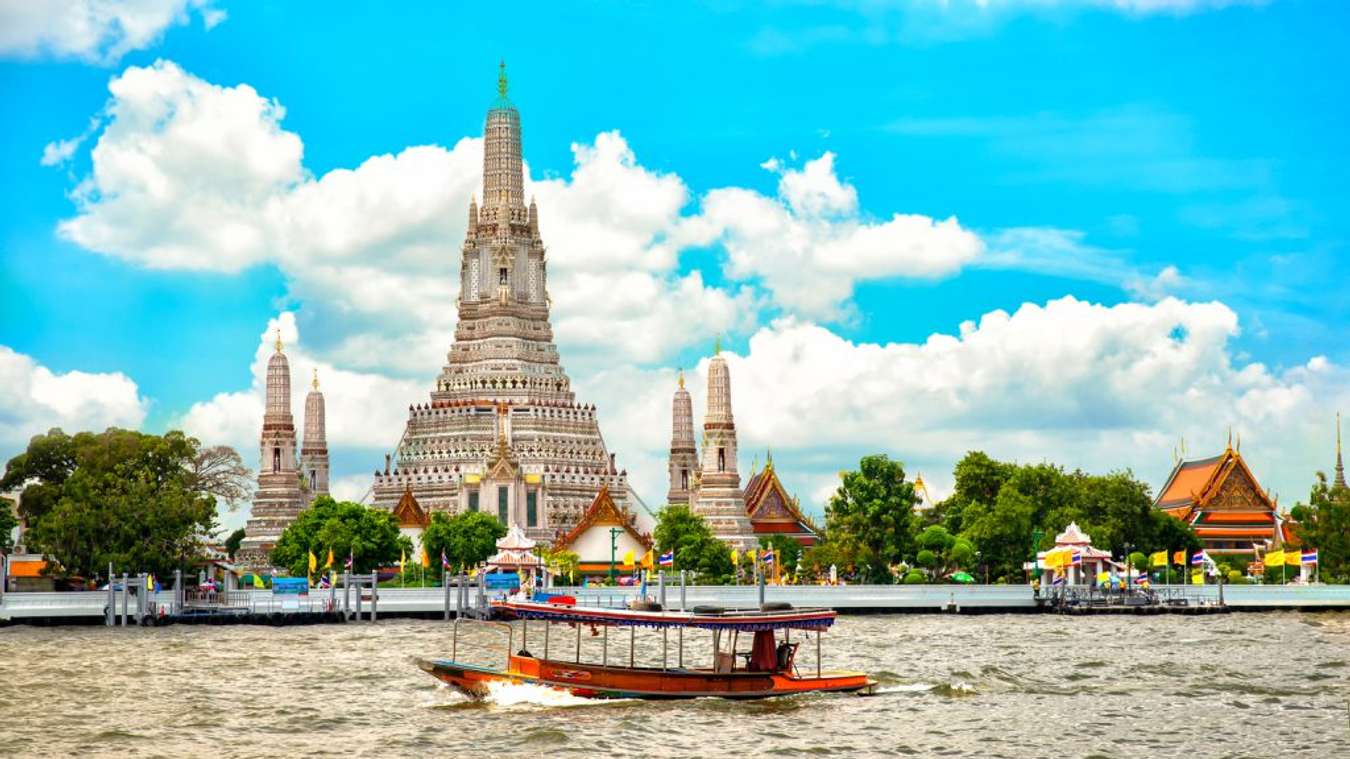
[391,486,429,528]
[1154,446,1274,514]
[555,485,652,550]
[744,462,819,539]
[496,523,537,551]
[1054,521,1093,546]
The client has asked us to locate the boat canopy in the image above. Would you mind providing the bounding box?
[491,600,836,632]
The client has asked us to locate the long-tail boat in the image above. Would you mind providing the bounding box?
[418,598,877,700]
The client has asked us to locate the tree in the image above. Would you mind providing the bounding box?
[187,446,252,510]
[17,429,218,579]
[224,528,246,559]
[535,544,580,586]
[654,504,732,584]
[1291,472,1350,582]
[420,511,507,575]
[758,534,803,578]
[0,497,18,553]
[271,496,410,576]
[824,455,919,583]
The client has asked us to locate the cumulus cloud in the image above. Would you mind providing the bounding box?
[0,345,149,451]
[695,152,983,320]
[0,0,223,64]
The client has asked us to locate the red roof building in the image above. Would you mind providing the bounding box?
[1154,443,1285,557]
[553,485,652,579]
[743,457,819,547]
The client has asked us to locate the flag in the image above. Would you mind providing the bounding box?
[1172,550,1186,565]
[747,548,758,564]
[762,549,775,566]
[640,549,654,571]
[1133,574,1149,584]
[659,549,674,568]
[252,573,265,589]
[1284,550,1302,567]
[730,549,739,566]
[145,574,154,591]
[1191,551,1207,566]
[441,550,451,570]
[421,546,431,568]
[324,548,334,569]
[1070,551,1082,567]
[1265,549,1285,568]
[308,551,317,575]
[1050,575,1065,586]
[344,552,353,570]
[399,548,406,572]
[1301,549,1319,565]
[622,549,635,568]
[1191,570,1205,585]
[1150,551,1168,567]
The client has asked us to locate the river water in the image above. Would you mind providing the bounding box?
[1,612,1347,758]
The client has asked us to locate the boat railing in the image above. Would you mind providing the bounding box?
[450,617,516,670]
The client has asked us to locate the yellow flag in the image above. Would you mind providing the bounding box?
[1265,550,1284,568]
[252,574,265,589]
[1172,550,1186,565]
[622,549,635,568]
[640,549,654,570]
[747,548,758,564]
[145,574,154,591]
[308,551,317,574]
[1285,551,1302,567]
[399,549,406,571]
[1150,551,1167,567]
[469,567,478,578]
[421,546,431,568]
[324,548,334,569]
[730,549,740,566]
[1191,570,1204,585]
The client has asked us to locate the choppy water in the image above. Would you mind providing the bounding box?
[1,612,1347,758]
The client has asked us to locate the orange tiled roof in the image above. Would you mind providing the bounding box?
[555,486,652,551]
[1192,527,1275,538]
[391,486,429,528]
[1156,454,1225,508]
[1196,511,1275,524]
[744,464,820,537]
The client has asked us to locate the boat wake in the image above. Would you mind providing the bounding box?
[873,682,977,697]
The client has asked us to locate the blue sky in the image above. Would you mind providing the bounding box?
[2,1,1347,528]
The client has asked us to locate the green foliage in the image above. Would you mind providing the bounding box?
[420,511,507,575]
[758,534,803,575]
[10,428,220,578]
[823,454,918,583]
[655,504,732,584]
[224,528,246,559]
[1263,563,1292,585]
[1128,551,1148,573]
[948,538,977,570]
[917,525,956,553]
[0,497,17,553]
[1226,569,1246,585]
[271,496,410,576]
[1291,472,1350,582]
[535,544,580,585]
[915,549,938,569]
[902,569,926,584]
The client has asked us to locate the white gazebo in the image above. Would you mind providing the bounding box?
[486,524,544,575]
[1026,522,1122,585]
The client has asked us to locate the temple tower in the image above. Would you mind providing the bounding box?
[690,342,757,550]
[371,63,637,540]
[667,370,698,505]
[239,332,304,568]
[1335,412,1346,489]
[301,369,329,500]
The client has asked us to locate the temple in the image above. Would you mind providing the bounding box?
[552,485,653,582]
[1154,437,1283,558]
[238,335,321,568]
[300,370,329,499]
[370,64,641,541]
[743,453,819,546]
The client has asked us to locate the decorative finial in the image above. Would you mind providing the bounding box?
[274,329,283,353]
[714,336,721,356]
[497,59,508,99]
[1236,431,1241,452]
[766,448,773,469]
[677,368,684,389]
[1335,412,1346,489]
[1227,426,1233,450]
[312,368,319,390]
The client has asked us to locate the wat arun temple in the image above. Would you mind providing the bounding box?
[366,66,635,541]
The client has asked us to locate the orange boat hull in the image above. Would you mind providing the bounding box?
[420,654,877,700]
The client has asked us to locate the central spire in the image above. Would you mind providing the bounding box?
[483,61,524,209]
[1336,412,1346,489]
[497,59,508,99]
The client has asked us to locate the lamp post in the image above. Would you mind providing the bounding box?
[1124,542,1132,597]
[608,527,620,586]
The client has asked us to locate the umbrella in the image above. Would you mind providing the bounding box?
[950,572,975,584]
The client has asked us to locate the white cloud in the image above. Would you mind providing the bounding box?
[0,345,149,451]
[696,152,983,320]
[0,0,223,64]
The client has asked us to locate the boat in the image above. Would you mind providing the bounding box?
[418,597,878,700]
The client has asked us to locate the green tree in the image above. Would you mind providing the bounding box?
[1,497,18,553]
[15,429,220,579]
[1291,472,1350,583]
[224,528,246,559]
[419,511,507,575]
[535,545,580,586]
[654,504,732,584]
[824,454,918,583]
[758,534,803,577]
[271,496,410,576]
[902,569,926,584]
[948,537,977,570]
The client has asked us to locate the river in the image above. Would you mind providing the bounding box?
[1,612,1346,758]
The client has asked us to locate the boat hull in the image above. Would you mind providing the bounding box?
[419,655,878,701]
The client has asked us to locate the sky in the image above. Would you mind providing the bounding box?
[2,0,1347,532]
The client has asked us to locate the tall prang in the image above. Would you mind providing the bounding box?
[667,370,698,505]
[371,63,636,540]
[689,341,758,550]
[1335,412,1346,490]
[239,332,304,568]
[301,369,329,499]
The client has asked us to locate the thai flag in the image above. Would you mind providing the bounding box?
[344,552,353,570]
[1191,551,1207,566]
[1133,574,1149,584]
[659,550,674,568]
[1301,549,1318,564]
[1050,575,1065,586]
[1070,551,1082,567]
[762,550,774,566]
[441,549,451,570]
